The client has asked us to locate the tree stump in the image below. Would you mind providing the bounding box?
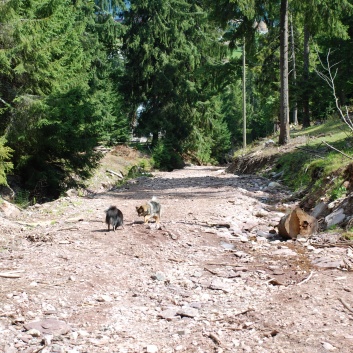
[277,207,318,239]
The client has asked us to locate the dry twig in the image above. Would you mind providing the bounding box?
[339,298,353,314]
[297,271,314,286]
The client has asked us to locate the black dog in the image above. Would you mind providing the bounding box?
[105,206,124,231]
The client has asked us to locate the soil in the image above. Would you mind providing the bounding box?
[1,147,353,353]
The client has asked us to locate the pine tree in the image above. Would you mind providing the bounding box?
[0,0,128,198]
[121,0,231,168]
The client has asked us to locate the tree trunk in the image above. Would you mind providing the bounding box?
[290,14,298,126]
[302,24,311,128]
[151,131,159,147]
[277,207,318,239]
[242,37,247,150]
[279,0,290,145]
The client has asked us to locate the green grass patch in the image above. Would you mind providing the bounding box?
[271,117,353,196]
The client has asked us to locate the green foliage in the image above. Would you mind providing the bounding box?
[0,136,13,185]
[152,139,184,171]
[341,231,353,240]
[14,189,31,208]
[126,161,152,179]
[0,0,129,198]
[115,160,153,187]
[330,179,346,201]
[121,0,233,166]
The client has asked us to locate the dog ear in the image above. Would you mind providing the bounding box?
[136,206,139,211]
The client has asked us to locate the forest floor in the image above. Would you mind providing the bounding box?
[1,146,353,353]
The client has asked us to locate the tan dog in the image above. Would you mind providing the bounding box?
[136,197,161,226]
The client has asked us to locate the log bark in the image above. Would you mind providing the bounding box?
[277,207,318,239]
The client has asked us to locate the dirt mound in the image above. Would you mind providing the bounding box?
[226,152,278,175]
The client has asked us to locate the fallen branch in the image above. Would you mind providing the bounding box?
[234,308,254,316]
[295,146,325,159]
[322,141,353,160]
[106,169,124,178]
[297,271,314,286]
[206,262,246,268]
[204,332,223,346]
[0,270,25,278]
[0,272,22,278]
[339,298,353,314]
[204,267,219,275]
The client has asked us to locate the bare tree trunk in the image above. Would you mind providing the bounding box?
[242,37,246,150]
[279,0,290,145]
[302,24,311,127]
[290,14,298,126]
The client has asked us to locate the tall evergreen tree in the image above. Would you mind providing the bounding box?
[121,0,231,168]
[293,0,352,127]
[279,0,290,145]
[0,0,128,198]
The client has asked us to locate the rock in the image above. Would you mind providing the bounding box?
[311,202,329,218]
[27,328,41,337]
[312,258,344,269]
[158,308,178,320]
[96,294,113,302]
[325,208,346,229]
[322,342,337,351]
[267,181,282,189]
[151,271,166,281]
[176,307,199,318]
[0,200,21,219]
[145,345,158,353]
[24,319,71,335]
[264,139,275,147]
[272,247,297,256]
[208,278,231,293]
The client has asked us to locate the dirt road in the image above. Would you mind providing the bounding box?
[1,166,353,353]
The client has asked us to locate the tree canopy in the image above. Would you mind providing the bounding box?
[1,0,353,200]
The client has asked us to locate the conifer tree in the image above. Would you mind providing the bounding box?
[0,0,128,197]
[121,0,231,168]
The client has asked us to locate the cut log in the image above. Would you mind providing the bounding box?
[277,207,318,239]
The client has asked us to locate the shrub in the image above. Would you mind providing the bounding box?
[0,137,13,186]
[152,139,184,171]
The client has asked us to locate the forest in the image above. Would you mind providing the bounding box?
[0,0,353,201]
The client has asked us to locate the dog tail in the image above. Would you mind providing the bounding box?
[151,196,158,201]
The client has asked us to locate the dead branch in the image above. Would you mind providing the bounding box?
[322,141,353,160]
[205,332,223,346]
[297,271,314,285]
[204,267,219,275]
[339,298,353,314]
[0,272,22,278]
[295,146,325,158]
[315,47,353,134]
[106,169,124,178]
[205,262,247,268]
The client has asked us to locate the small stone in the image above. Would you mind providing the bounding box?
[78,329,90,337]
[27,328,41,337]
[158,308,178,320]
[145,345,158,353]
[24,318,71,335]
[176,307,199,318]
[96,295,113,302]
[151,271,166,281]
[322,342,337,351]
[69,331,78,341]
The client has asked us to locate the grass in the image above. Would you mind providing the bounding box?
[235,116,353,204]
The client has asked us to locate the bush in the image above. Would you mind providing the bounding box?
[152,139,184,171]
[0,136,13,186]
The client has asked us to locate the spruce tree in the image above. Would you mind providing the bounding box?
[121,0,231,168]
[0,0,128,198]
